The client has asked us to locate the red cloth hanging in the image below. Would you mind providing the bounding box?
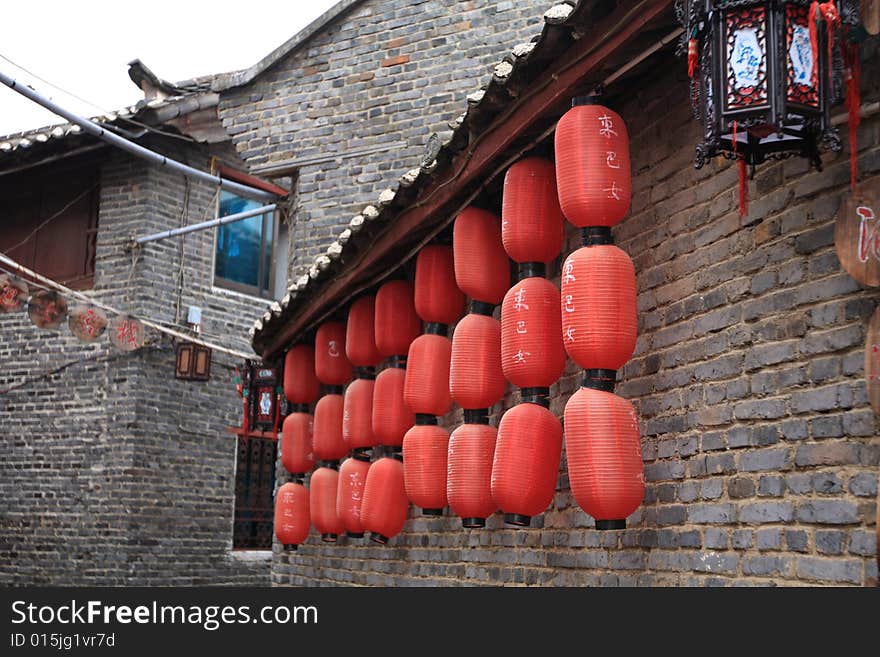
[555,102,631,228]
[315,321,352,386]
[312,393,347,462]
[560,245,637,371]
[375,280,422,358]
[342,378,375,451]
[346,295,382,368]
[453,207,510,305]
[501,276,566,388]
[450,313,506,410]
[414,245,465,325]
[447,423,497,527]
[402,424,449,513]
[361,457,409,543]
[281,411,314,475]
[501,157,565,264]
[372,367,414,448]
[274,482,310,547]
[564,387,645,528]
[404,334,453,416]
[310,466,344,541]
[284,344,320,404]
[491,402,562,525]
[336,456,371,537]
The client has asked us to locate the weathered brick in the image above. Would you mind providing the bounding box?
[758,475,786,497]
[728,477,756,499]
[739,501,795,524]
[796,556,862,584]
[794,442,861,467]
[848,472,878,498]
[742,555,791,576]
[815,530,845,555]
[785,530,809,553]
[795,499,860,524]
[738,447,791,472]
[688,503,736,524]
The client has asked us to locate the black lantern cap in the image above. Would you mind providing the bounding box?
[319,460,340,470]
[470,300,495,316]
[517,262,546,280]
[415,414,438,425]
[422,508,443,516]
[463,408,490,425]
[572,92,603,107]
[387,446,403,462]
[582,369,617,392]
[462,517,486,529]
[388,355,407,369]
[369,532,389,545]
[354,366,376,380]
[352,448,372,462]
[504,513,531,527]
[521,387,550,408]
[321,533,338,543]
[290,473,305,484]
[581,226,613,246]
[425,322,449,336]
[325,385,344,395]
[289,403,310,413]
[346,531,364,539]
[595,519,626,531]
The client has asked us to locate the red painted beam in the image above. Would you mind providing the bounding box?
[260,0,673,359]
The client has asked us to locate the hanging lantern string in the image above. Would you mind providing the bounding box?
[0,252,254,360]
[843,37,861,191]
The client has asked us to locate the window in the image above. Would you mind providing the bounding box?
[214,191,279,298]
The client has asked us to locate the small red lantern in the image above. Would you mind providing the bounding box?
[315,321,352,386]
[502,157,565,264]
[346,295,383,368]
[374,280,422,358]
[403,423,449,514]
[310,466,344,542]
[560,243,637,372]
[404,333,452,417]
[281,412,314,475]
[312,393,346,463]
[555,100,631,228]
[361,455,409,544]
[414,245,465,326]
[343,377,375,453]
[337,455,371,538]
[453,207,510,305]
[491,402,562,526]
[564,386,645,529]
[450,313,506,411]
[274,481,310,548]
[447,422,497,528]
[284,344,320,405]
[500,276,565,389]
[372,367,414,448]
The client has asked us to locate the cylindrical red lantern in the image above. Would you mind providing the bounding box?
[346,295,382,368]
[403,423,449,514]
[500,276,566,389]
[450,313,506,411]
[404,333,452,417]
[336,455,371,538]
[281,412,314,475]
[555,100,631,227]
[502,157,565,264]
[315,321,352,386]
[453,207,510,305]
[560,243,637,372]
[564,386,644,529]
[343,377,375,453]
[491,402,562,526]
[372,367,414,448]
[312,393,346,463]
[374,280,421,358]
[274,481,310,548]
[310,466,344,542]
[284,344,320,405]
[361,455,409,544]
[447,423,497,528]
[414,245,465,326]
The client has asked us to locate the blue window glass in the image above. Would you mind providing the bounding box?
[215,191,274,296]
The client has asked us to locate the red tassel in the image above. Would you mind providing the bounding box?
[809,2,820,88]
[845,40,861,190]
[687,39,698,78]
[272,392,281,437]
[242,393,249,436]
[733,121,747,221]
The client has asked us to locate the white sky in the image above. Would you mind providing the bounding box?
[0,0,341,135]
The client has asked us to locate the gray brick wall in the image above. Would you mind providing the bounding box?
[0,141,273,585]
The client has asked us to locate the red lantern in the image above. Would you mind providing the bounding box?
[500,276,566,389]
[346,295,383,368]
[374,280,422,358]
[491,402,562,526]
[361,456,409,543]
[403,423,449,514]
[447,423,497,527]
[502,157,565,264]
[310,466,344,542]
[450,313,506,410]
[315,321,352,386]
[274,481,310,548]
[453,207,510,305]
[281,412,314,475]
[414,245,465,325]
[372,367,414,448]
[560,244,637,372]
[284,344,320,404]
[564,386,644,529]
[337,455,371,538]
[343,377,375,452]
[404,333,452,417]
[312,393,346,463]
[555,101,631,227]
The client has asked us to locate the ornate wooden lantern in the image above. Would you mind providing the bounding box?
[677,0,862,171]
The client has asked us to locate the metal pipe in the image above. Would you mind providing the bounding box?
[0,69,278,202]
[135,204,277,245]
